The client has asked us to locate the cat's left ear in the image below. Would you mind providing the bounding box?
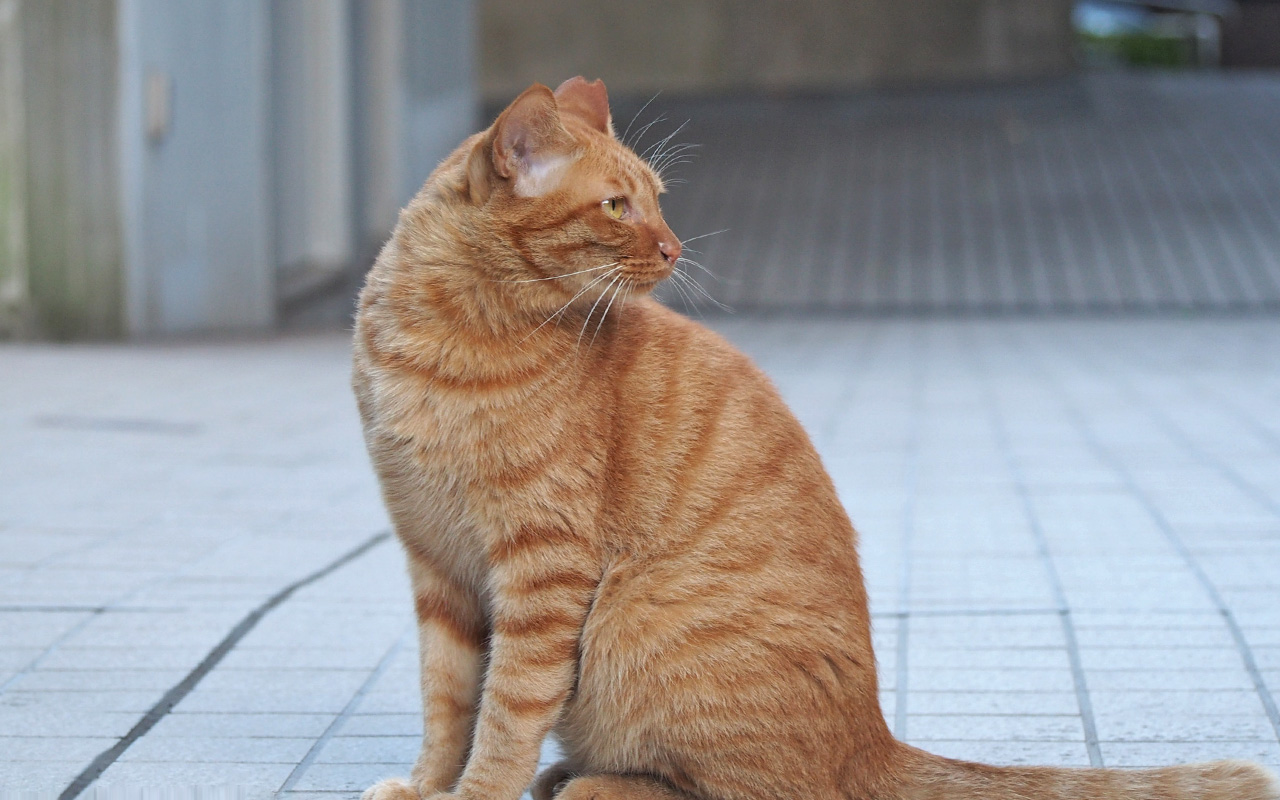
[554,77,613,136]
[472,83,577,201]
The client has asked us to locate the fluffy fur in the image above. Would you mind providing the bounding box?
[352,77,1279,800]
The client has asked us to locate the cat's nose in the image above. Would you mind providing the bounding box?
[659,240,681,265]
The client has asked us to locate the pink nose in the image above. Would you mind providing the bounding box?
[659,240,682,265]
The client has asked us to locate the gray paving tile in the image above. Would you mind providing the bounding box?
[313,736,419,765]
[118,736,315,764]
[6,317,1280,794]
[10,669,189,692]
[0,736,117,762]
[906,691,1082,716]
[1092,711,1277,743]
[1099,740,1280,769]
[0,761,86,792]
[334,715,420,738]
[657,75,1280,311]
[906,714,1085,742]
[903,739,1093,767]
[152,713,336,739]
[94,760,296,795]
[289,763,405,793]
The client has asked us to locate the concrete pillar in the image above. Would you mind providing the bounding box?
[0,0,29,337]
[352,0,406,251]
[353,0,477,253]
[271,0,355,305]
[20,0,125,340]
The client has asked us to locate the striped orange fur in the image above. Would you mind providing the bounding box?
[352,78,1279,800]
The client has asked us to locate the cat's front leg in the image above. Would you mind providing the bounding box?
[363,554,486,800]
[447,525,599,800]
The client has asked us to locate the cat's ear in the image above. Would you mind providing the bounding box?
[554,76,613,136]
[481,83,577,199]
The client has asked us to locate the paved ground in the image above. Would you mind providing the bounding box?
[2,316,1279,797]
[643,72,1280,312]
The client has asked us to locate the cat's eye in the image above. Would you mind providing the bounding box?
[603,197,626,220]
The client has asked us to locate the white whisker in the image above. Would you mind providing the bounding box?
[651,143,700,174]
[677,256,720,280]
[590,277,628,347]
[641,120,689,163]
[578,274,624,350]
[620,92,660,147]
[664,270,699,314]
[520,266,621,344]
[496,261,620,284]
[680,229,730,246]
[676,267,731,311]
[627,113,669,152]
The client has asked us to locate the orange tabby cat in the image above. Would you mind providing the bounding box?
[351,77,1278,800]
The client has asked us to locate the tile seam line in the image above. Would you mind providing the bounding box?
[966,323,1104,768]
[1092,336,1280,519]
[2,525,316,694]
[276,626,412,795]
[894,322,927,740]
[56,530,393,800]
[1013,327,1280,746]
[1069,402,1280,745]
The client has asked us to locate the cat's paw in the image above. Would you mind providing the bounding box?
[361,778,423,800]
[531,761,578,800]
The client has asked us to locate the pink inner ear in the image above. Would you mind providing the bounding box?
[493,84,570,179]
[554,77,612,136]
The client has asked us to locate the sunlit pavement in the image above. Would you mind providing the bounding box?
[2,316,1278,797]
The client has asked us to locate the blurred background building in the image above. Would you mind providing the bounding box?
[0,0,1276,338]
[0,0,473,339]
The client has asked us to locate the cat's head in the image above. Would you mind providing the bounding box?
[463,77,681,299]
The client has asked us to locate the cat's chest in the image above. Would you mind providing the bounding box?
[364,387,523,586]
[372,368,583,511]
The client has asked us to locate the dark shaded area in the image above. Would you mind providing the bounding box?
[293,71,1280,326]
[644,73,1280,313]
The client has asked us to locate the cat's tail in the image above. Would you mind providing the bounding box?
[893,744,1279,800]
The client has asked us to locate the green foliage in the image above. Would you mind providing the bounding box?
[1078,30,1198,68]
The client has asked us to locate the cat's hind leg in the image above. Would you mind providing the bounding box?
[550,774,689,800]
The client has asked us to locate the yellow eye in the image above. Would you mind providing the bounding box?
[603,197,625,220]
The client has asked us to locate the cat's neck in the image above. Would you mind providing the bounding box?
[370,235,635,394]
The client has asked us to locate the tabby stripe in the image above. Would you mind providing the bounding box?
[486,685,568,717]
[666,380,736,524]
[489,526,580,563]
[415,592,486,646]
[494,634,578,668]
[512,567,598,597]
[426,691,475,717]
[493,607,581,638]
[363,320,553,394]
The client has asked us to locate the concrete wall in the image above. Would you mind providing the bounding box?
[351,0,476,271]
[480,0,1076,101]
[0,0,28,337]
[272,0,354,304]
[120,0,275,335]
[20,0,125,339]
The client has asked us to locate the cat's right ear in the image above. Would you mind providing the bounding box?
[468,84,576,203]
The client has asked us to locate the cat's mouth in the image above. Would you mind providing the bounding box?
[621,264,674,289]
